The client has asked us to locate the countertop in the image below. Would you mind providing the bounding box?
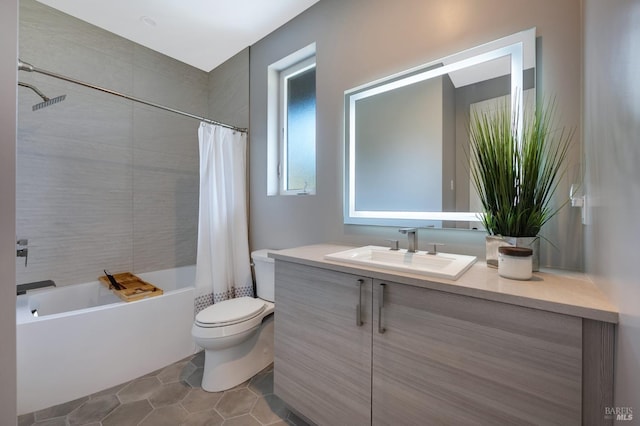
[269,244,618,324]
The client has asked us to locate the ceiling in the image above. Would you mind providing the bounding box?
[36,0,321,72]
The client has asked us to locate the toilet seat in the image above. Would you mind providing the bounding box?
[195,297,266,328]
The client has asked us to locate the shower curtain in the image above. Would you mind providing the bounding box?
[194,123,253,313]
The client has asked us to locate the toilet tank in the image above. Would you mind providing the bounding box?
[251,249,276,302]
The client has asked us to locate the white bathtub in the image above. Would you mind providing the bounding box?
[16,266,197,415]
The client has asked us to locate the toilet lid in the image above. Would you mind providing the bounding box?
[195,297,266,326]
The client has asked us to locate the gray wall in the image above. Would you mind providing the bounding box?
[0,0,18,421]
[249,0,583,269]
[207,48,250,239]
[17,0,207,286]
[583,0,640,411]
[208,48,249,130]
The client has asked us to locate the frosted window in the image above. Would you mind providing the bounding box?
[285,67,316,193]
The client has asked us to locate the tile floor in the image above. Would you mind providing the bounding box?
[18,352,311,426]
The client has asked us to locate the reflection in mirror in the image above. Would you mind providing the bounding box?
[344,28,536,228]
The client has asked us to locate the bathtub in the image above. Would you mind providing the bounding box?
[16,265,197,415]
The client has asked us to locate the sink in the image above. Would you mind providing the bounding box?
[324,245,477,280]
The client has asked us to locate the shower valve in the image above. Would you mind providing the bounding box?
[16,239,28,267]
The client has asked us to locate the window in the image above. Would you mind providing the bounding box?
[267,44,316,196]
[279,58,316,195]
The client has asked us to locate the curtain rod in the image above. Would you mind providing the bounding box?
[18,59,247,134]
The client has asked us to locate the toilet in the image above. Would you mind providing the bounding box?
[191,249,276,392]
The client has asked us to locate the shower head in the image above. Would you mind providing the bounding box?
[32,94,66,111]
[17,81,66,111]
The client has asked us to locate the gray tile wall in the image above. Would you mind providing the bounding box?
[206,48,251,246]
[17,0,208,286]
[208,48,249,130]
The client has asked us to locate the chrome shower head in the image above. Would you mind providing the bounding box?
[17,81,66,111]
[32,94,66,111]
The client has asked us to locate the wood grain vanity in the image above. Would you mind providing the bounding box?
[270,244,617,426]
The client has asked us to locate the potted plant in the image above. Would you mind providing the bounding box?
[468,99,573,270]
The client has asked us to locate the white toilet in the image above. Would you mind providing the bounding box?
[191,249,276,392]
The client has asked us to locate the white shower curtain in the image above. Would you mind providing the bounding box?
[195,123,253,313]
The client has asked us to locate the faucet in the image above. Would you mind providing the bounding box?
[17,279,56,295]
[398,228,418,253]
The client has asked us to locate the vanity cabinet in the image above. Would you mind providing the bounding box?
[274,261,373,425]
[372,279,582,425]
[274,257,614,426]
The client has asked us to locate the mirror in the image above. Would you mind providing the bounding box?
[344,28,536,228]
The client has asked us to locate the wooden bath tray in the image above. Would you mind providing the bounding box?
[99,272,163,302]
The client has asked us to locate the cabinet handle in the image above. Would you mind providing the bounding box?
[356,279,364,326]
[378,283,386,334]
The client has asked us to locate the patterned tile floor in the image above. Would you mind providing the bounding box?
[18,352,311,426]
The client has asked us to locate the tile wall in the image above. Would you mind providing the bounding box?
[17,0,208,286]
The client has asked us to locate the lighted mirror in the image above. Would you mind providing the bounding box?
[344,28,536,228]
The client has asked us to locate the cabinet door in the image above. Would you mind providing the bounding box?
[372,280,582,425]
[274,261,372,425]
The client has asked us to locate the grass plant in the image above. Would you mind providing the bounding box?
[468,99,573,237]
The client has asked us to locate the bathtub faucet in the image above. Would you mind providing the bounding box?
[17,280,56,296]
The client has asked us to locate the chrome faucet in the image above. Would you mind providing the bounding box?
[398,228,418,253]
[17,279,56,295]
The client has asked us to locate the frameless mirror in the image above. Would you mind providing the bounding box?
[344,28,536,228]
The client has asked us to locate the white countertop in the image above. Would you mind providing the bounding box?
[269,244,618,324]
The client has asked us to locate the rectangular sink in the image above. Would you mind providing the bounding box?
[324,245,477,280]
